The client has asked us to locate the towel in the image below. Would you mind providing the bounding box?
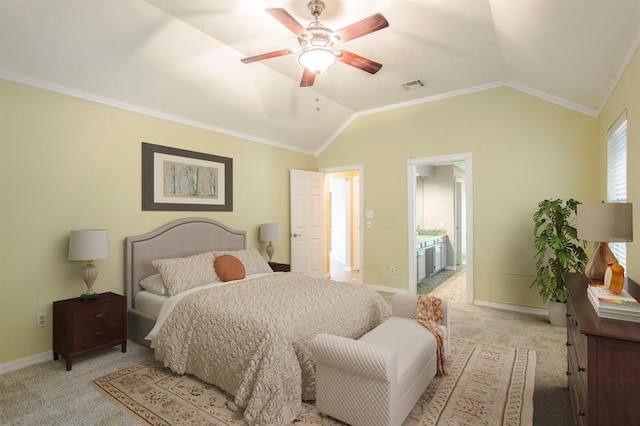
[417,295,447,376]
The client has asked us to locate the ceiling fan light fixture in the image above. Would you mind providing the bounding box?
[298,47,336,74]
[243,4,388,87]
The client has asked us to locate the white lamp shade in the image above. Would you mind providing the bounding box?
[577,203,633,242]
[68,229,109,261]
[260,223,281,242]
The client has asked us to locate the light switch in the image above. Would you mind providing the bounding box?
[367,220,373,228]
[366,210,374,219]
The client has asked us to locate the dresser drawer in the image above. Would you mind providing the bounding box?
[567,353,588,425]
[71,302,123,331]
[72,320,124,353]
[568,322,588,369]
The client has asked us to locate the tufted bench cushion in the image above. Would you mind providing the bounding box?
[311,294,450,426]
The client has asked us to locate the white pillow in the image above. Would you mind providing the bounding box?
[212,248,273,275]
[152,251,219,296]
[139,274,168,296]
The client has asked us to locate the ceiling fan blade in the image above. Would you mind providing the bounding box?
[300,68,316,87]
[334,13,389,43]
[337,50,383,74]
[266,8,307,36]
[241,49,293,64]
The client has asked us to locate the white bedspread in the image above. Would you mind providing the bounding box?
[151,272,390,425]
[146,272,273,344]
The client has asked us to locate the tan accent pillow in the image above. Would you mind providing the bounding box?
[152,251,219,296]
[214,254,246,282]
[212,248,273,275]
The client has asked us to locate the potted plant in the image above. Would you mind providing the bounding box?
[532,199,588,326]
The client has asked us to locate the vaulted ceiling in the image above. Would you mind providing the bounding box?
[2,0,639,155]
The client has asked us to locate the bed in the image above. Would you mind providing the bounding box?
[124,217,390,425]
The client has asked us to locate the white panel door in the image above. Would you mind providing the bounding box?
[290,169,325,277]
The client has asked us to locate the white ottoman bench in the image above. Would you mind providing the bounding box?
[311,294,450,426]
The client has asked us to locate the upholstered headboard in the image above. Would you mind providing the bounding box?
[125,217,246,313]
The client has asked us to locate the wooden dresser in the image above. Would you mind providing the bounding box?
[566,273,640,425]
[53,292,126,370]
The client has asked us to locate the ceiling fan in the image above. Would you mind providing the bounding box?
[240,0,389,87]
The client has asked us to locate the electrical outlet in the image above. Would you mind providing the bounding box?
[36,312,47,328]
[390,266,396,274]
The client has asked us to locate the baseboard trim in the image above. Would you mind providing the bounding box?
[366,284,410,294]
[474,300,547,316]
[0,351,51,376]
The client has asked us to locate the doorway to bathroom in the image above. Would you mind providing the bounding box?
[407,153,473,301]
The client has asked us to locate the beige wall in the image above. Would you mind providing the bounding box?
[597,45,640,281]
[0,80,315,364]
[317,86,600,305]
[4,42,640,365]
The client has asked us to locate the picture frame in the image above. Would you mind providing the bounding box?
[142,142,233,211]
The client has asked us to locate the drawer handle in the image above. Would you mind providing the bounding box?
[574,320,578,327]
[566,341,571,347]
[577,366,586,372]
[578,410,586,417]
[95,313,104,319]
[566,371,571,376]
[566,312,572,318]
[94,331,103,336]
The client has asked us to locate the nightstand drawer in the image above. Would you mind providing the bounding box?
[71,302,123,331]
[72,320,124,353]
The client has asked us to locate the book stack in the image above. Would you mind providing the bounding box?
[587,284,640,323]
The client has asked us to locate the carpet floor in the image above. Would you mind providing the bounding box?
[91,337,535,425]
[420,269,571,426]
[0,270,570,425]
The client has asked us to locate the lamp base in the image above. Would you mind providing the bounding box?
[80,262,99,301]
[585,241,617,283]
[266,242,275,263]
[81,292,99,301]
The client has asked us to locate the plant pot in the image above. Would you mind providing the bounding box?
[548,300,567,327]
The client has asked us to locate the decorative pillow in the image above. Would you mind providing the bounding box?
[212,248,273,275]
[152,251,219,296]
[139,273,168,296]
[214,255,246,282]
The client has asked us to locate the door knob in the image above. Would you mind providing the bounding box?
[291,233,302,238]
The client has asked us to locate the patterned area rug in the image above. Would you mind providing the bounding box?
[93,337,535,425]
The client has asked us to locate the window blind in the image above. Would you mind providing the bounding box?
[607,111,628,267]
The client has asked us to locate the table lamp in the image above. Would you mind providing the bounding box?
[260,223,281,263]
[68,229,109,300]
[577,203,633,282]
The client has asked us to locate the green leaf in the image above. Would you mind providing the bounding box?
[531,198,584,304]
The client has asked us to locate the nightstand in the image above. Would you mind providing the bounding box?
[269,262,291,272]
[53,292,126,371]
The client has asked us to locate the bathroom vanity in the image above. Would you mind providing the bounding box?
[416,235,447,282]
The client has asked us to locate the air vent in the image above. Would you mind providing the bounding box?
[400,79,425,91]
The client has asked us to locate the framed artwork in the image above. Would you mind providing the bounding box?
[142,142,233,211]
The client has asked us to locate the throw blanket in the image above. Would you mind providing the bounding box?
[153,273,390,425]
[417,295,447,376]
